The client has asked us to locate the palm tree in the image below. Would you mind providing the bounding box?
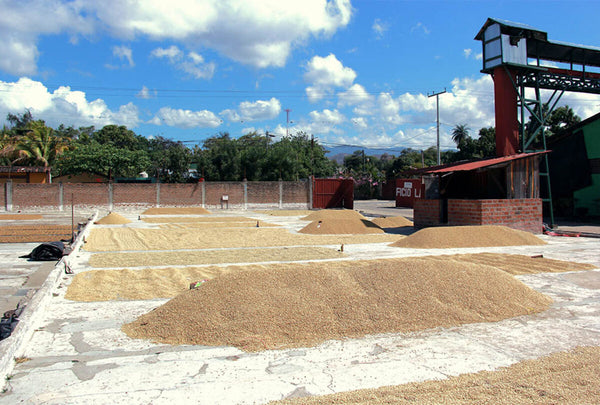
[14,121,69,167]
[451,124,470,146]
[0,126,24,165]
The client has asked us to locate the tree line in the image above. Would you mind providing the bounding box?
[0,106,580,184]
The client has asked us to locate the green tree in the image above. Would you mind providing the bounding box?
[525,104,581,144]
[55,143,151,179]
[546,105,581,137]
[91,125,149,151]
[6,110,34,133]
[451,124,470,145]
[148,136,193,183]
[197,133,241,181]
[477,127,496,158]
[14,121,69,167]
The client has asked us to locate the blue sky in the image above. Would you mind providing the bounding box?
[2,0,600,153]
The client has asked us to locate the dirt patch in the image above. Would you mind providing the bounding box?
[0,214,43,221]
[142,207,211,215]
[272,346,600,404]
[370,216,413,228]
[84,227,400,252]
[391,225,545,249]
[88,246,344,268]
[299,219,384,235]
[94,212,131,225]
[302,209,366,221]
[0,225,74,243]
[122,257,551,351]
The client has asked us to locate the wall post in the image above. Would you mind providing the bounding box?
[5,180,12,212]
[243,179,248,210]
[58,182,64,212]
[108,183,113,211]
[279,179,283,209]
[308,176,314,209]
[156,182,161,207]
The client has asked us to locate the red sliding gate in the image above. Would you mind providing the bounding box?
[312,178,354,209]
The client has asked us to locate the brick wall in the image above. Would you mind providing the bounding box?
[447,200,482,225]
[205,182,245,208]
[247,181,279,206]
[414,199,442,228]
[283,181,309,204]
[13,184,60,209]
[0,183,5,208]
[2,181,311,211]
[159,183,202,206]
[113,184,158,207]
[64,183,109,207]
[447,199,542,234]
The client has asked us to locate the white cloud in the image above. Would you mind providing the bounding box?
[309,109,345,125]
[150,107,222,128]
[220,109,241,122]
[220,98,281,123]
[372,19,388,39]
[378,92,404,125]
[238,98,281,121]
[0,77,139,128]
[463,48,472,59]
[113,45,134,67]
[351,116,368,129]
[410,22,430,35]
[2,0,352,75]
[136,86,156,99]
[338,83,373,107]
[151,45,215,79]
[304,54,356,102]
[0,1,93,75]
[151,45,182,60]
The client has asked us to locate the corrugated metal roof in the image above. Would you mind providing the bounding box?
[421,152,547,174]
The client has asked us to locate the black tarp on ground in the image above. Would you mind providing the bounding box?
[20,241,65,261]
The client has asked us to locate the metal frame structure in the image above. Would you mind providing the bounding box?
[476,18,600,226]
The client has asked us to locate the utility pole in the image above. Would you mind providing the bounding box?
[428,88,446,165]
[285,109,292,137]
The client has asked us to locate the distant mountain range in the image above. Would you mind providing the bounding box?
[324,145,407,164]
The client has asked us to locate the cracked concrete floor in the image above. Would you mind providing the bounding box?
[1,211,600,404]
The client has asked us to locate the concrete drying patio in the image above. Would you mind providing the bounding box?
[0,205,599,404]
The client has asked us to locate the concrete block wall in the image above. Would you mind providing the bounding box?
[413,199,442,227]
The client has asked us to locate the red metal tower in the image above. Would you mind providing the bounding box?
[475,18,600,223]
